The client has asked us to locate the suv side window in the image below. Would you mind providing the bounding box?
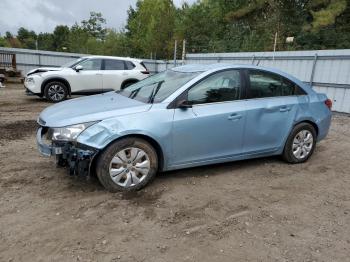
[104,59,125,70]
[248,70,305,98]
[125,61,136,70]
[188,70,241,105]
[78,59,102,70]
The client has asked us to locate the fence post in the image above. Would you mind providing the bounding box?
[154,59,157,74]
[38,53,42,66]
[309,53,318,87]
[174,40,177,66]
[251,55,255,65]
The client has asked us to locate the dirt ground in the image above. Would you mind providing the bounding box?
[0,84,350,262]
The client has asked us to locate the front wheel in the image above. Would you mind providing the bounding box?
[96,138,158,192]
[283,123,317,163]
[44,81,68,103]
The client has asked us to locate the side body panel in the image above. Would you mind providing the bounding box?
[67,70,103,93]
[170,101,246,167]
[242,96,298,155]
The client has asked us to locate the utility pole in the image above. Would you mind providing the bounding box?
[181,39,186,65]
[174,40,177,66]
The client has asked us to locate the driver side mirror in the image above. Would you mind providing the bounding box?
[75,65,83,72]
[177,99,192,109]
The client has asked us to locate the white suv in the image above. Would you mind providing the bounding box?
[24,56,150,102]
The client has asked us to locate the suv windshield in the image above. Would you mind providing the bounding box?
[61,58,88,68]
[117,69,201,103]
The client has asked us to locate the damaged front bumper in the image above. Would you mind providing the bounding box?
[36,127,99,176]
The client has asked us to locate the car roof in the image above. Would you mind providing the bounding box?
[82,55,142,63]
[172,63,307,89]
[172,63,282,74]
[172,63,301,82]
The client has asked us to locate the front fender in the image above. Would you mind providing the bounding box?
[77,120,161,149]
[77,111,172,151]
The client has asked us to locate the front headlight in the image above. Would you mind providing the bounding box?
[25,77,35,84]
[50,122,97,141]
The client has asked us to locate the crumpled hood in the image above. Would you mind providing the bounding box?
[38,92,152,127]
[27,67,62,76]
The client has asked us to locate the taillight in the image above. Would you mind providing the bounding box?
[141,71,150,74]
[325,98,332,110]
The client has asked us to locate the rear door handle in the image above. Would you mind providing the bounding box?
[279,106,291,112]
[96,73,103,76]
[228,113,242,121]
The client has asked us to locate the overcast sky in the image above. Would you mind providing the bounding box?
[0,0,196,35]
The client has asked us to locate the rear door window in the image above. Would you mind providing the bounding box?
[125,61,136,70]
[104,59,125,70]
[248,70,305,98]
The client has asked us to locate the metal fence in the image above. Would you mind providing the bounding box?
[0,52,16,69]
[0,47,349,113]
[186,50,350,113]
[0,47,174,75]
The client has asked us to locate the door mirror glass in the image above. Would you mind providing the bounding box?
[75,65,83,72]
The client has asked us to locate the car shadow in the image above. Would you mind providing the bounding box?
[157,156,282,180]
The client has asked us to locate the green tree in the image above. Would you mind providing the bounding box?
[127,0,176,58]
[68,23,90,53]
[81,11,107,40]
[17,27,37,49]
[0,36,10,47]
[37,33,55,51]
[52,25,70,51]
[103,29,133,56]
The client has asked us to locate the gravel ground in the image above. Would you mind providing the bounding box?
[1,84,350,262]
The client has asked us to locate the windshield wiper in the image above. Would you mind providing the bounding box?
[148,80,164,104]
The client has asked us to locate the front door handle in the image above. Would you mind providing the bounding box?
[279,106,291,112]
[96,73,103,76]
[228,113,242,121]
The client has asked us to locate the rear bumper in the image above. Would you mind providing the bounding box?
[317,112,332,142]
[36,127,99,176]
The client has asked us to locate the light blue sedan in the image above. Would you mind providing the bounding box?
[37,64,332,192]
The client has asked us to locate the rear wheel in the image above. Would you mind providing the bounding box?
[121,80,138,89]
[96,138,158,192]
[44,81,68,103]
[283,123,316,163]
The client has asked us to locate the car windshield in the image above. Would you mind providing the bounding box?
[117,69,201,103]
[61,58,87,68]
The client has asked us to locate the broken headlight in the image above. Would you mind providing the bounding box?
[50,122,97,141]
[25,77,35,83]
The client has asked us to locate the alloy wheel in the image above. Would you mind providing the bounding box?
[292,130,314,160]
[109,147,151,188]
[47,84,65,101]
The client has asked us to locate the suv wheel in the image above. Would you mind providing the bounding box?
[283,123,316,163]
[44,81,68,103]
[121,80,138,89]
[96,138,158,192]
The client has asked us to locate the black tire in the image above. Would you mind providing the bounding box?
[121,80,138,89]
[96,137,158,192]
[282,122,317,164]
[44,81,68,103]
